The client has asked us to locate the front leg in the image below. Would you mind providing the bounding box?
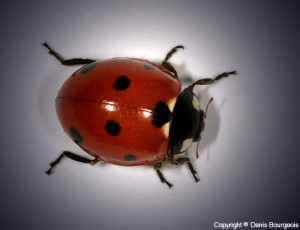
[188,71,237,91]
[170,156,200,182]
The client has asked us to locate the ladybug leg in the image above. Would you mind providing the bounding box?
[162,45,184,78]
[170,156,200,182]
[45,151,100,175]
[188,71,237,90]
[42,42,96,66]
[154,160,173,188]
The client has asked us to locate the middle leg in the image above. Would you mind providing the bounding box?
[154,159,173,188]
[162,45,184,78]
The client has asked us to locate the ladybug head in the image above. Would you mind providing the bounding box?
[168,87,213,157]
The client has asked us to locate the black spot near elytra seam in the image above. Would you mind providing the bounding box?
[113,76,130,90]
[105,120,121,136]
[151,101,172,128]
[81,62,99,74]
[124,154,137,162]
[70,126,83,146]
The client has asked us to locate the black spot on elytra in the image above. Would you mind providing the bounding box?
[124,154,137,162]
[105,120,121,136]
[144,64,155,70]
[70,126,83,146]
[113,76,130,90]
[81,62,99,74]
[152,101,172,128]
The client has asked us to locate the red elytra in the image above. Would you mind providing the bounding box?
[56,58,181,166]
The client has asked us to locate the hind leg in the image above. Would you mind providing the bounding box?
[46,151,100,175]
[43,42,96,66]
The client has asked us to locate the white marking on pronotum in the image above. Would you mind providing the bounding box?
[180,138,193,152]
[192,95,200,111]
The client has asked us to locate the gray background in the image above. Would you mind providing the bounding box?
[1,0,299,229]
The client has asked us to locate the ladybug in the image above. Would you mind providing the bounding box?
[43,42,236,188]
